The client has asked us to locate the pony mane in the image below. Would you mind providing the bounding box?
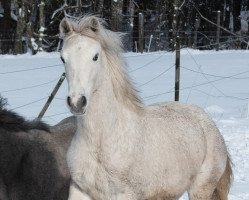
[60,16,144,112]
[0,96,49,132]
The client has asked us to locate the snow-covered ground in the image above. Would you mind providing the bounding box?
[0,50,249,199]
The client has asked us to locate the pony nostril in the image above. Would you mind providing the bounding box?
[67,96,71,107]
[81,96,87,107]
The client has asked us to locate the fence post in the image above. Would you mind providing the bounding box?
[147,35,153,52]
[134,41,138,53]
[173,0,180,101]
[138,12,144,53]
[216,10,221,51]
[175,36,180,101]
[37,73,66,120]
[193,18,199,49]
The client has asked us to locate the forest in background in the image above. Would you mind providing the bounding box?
[0,0,249,54]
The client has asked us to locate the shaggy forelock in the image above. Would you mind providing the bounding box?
[62,16,124,54]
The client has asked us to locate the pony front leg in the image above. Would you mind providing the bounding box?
[68,183,92,200]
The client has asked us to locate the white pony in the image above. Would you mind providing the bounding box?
[59,16,232,200]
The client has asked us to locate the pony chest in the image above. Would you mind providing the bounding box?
[100,132,136,172]
[69,145,129,198]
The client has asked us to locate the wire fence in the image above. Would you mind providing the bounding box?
[0,49,249,122]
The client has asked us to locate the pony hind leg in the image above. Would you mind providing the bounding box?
[211,157,233,200]
[188,160,226,200]
[188,181,216,200]
[188,159,230,200]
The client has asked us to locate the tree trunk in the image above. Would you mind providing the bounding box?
[230,0,234,31]
[14,0,25,54]
[26,0,38,54]
[96,0,104,15]
[0,0,14,53]
[1,0,12,30]
[224,0,230,29]
[186,0,194,47]
[38,0,45,52]
[233,0,242,32]
[122,0,129,15]
[110,0,123,31]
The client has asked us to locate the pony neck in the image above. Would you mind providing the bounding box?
[103,50,144,112]
[77,52,144,133]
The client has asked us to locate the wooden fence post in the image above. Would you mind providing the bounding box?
[193,18,199,49]
[138,12,144,53]
[173,0,181,101]
[175,36,180,101]
[37,73,66,120]
[147,35,153,52]
[216,10,221,51]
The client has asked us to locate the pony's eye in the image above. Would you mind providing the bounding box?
[60,56,65,64]
[93,53,99,61]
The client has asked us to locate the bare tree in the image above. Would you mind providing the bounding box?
[26,0,39,54]
[110,0,123,31]
[14,0,26,54]
[233,0,242,32]
[0,0,15,53]
[1,0,12,30]
[96,0,104,15]
[38,0,45,52]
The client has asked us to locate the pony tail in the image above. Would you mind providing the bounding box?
[212,155,233,200]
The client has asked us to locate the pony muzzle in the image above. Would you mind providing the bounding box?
[67,95,87,115]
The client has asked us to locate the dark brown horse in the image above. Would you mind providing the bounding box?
[0,96,75,200]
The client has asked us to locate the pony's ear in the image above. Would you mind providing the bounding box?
[89,17,100,32]
[59,18,73,38]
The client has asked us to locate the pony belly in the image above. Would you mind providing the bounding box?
[134,172,190,200]
[128,134,205,198]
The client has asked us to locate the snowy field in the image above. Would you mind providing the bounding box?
[0,50,249,199]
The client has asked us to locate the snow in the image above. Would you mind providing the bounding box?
[39,26,46,32]
[31,38,38,50]
[10,10,17,21]
[0,50,249,198]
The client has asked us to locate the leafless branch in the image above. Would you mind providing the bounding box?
[51,1,92,19]
[51,1,68,19]
[192,3,248,45]
[179,0,186,10]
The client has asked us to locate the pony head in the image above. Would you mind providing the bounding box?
[59,16,103,115]
[60,16,143,115]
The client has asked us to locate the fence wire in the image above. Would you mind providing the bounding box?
[1,50,249,122]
